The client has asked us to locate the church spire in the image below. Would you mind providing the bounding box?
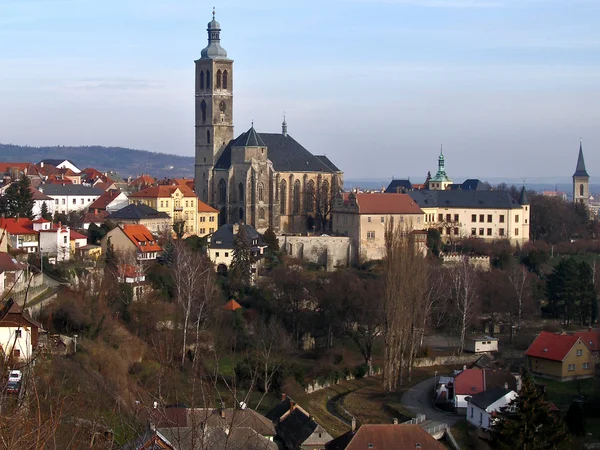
[574,139,589,178]
[282,113,288,137]
[200,9,229,60]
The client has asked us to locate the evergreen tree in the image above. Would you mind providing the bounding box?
[492,374,571,449]
[263,227,279,254]
[40,202,52,221]
[229,225,252,288]
[105,236,117,267]
[0,175,33,219]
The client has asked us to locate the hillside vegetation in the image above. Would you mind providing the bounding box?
[0,143,194,179]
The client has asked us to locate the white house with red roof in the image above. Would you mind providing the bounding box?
[0,298,42,362]
[525,331,595,381]
[0,218,38,253]
[39,223,71,262]
[101,224,162,261]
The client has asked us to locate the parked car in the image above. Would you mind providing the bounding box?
[8,370,21,382]
[6,381,20,395]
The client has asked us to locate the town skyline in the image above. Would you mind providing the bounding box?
[1,0,599,179]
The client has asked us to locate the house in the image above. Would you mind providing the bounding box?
[525,331,595,381]
[208,224,267,276]
[573,329,600,358]
[69,230,88,255]
[88,190,129,214]
[0,218,38,253]
[464,336,499,353]
[331,192,425,261]
[101,224,162,261]
[80,167,112,186]
[128,174,156,191]
[129,185,200,236]
[30,186,55,219]
[0,162,32,179]
[39,223,71,262]
[37,184,103,214]
[105,203,171,235]
[0,298,42,362]
[327,424,445,450]
[77,244,102,261]
[450,368,517,413]
[266,395,333,450]
[0,253,29,297]
[197,200,219,237]
[81,211,109,230]
[39,159,81,173]
[117,264,148,301]
[467,387,518,430]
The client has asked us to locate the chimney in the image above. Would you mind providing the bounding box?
[463,365,467,371]
[281,393,287,401]
[351,417,356,432]
[232,223,239,235]
[40,162,44,168]
[393,418,398,425]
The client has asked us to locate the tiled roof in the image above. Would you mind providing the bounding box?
[0,218,36,235]
[39,158,77,168]
[525,331,581,361]
[223,299,242,311]
[0,162,32,174]
[129,174,155,186]
[0,252,27,273]
[70,231,87,241]
[573,330,600,353]
[314,155,341,172]
[88,190,122,210]
[345,424,445,450]
[129,185,197,198]
[385,179,413,193]
[210,224,265,250]
[454,368,517,396]
[32,218,51,223]
[122,225,162,253]
[82,211,108,224]
[118,264,143,279]
[215,131,340,173]
[352,193,423,215]
[574,141,589,177]
[29,186,53,201]
[409,189,523,210]
[38,184,104,196]
[469,387,513,410]
[107,203,170,220]
[198,200,218,213]
[0,298,42,330]
[233,126,266,147]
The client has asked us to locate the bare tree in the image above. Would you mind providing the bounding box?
[450,256,479,354]
[508,264,530,332]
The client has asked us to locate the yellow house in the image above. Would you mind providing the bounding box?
[129,185,199,236]
[525,331,595,381]
[197,201,219,237]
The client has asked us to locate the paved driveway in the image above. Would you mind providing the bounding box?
[400,377,463,426]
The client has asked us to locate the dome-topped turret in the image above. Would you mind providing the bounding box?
[200,9,230,60]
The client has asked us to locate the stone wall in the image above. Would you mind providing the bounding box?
[412,353,482,368]
[278,235,355,271]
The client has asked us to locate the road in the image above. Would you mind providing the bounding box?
[400,376,462,426]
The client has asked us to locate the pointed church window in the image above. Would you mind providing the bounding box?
[216,70,222,88]
[580,184,584,196]
[206,70,210,88]
[207,130,211,144]
[218,179,227,203]
[201,100,207,123]
[222,70,228,89]
[200,71,205,90]
[258,183,264,202]
[293,180,301,214]
[238,183,244,203]
[280,180,287,215]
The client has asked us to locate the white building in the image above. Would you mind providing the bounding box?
[0,298,42,362]
[39,159,81,174]
[30,186,55,219]
[208,224,267,276]
[0,218,38,254]
[39,224,71,262]
[38,184,103,214]
[467,387,517,430]
[464,336,499,353]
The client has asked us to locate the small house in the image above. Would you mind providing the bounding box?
[467,387,517,430]
[464,336,498,353]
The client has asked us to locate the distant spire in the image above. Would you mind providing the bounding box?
[440,144,443,155]
[200,8,228,60]
[282,113,288,137]
[573,139,589,178]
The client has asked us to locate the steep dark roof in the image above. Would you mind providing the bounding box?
[107,203,170,220]
[276,408,318,450]
[214,132,339,173]
[37,184,103,196]
[469,387,512,410]
[233,126,266,147]
[408,190,522,210]
[326,429,356,450]
[265,398,292,422]
[39,158,77,167]
[450,179,488,191]
[574,141,589,178]
[385,179,413,193]
[209,224,265,250]
[519,186,530,205]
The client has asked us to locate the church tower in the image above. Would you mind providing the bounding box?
[573,140,590,206]
[194,10,234,204]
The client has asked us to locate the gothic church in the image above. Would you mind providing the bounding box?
[193,13,343,233]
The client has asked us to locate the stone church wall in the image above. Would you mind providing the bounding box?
[277,235,355,271]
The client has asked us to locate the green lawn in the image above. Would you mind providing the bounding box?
[534,377,599,410]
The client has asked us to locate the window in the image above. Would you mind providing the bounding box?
[72,198,76,205]
[580,184,584,196]
[209,227,214,233]
[446,214,451,222]
[479,214,484,222]
[80,198,84,204]
[209,216,215,222]
[479,228,484,236]
[215,252,220,257]
[367,231,375,240]
[55,199,59,205]
[200,216,206,222]
[568,364,575,371]
[577,349,583,356]
[280,180,287,214]
[63,236,67,244]
[381,216,385,223]
[438,214,443,222]
[368,217,372,223]
[487,214,492,223]
[206,129,211,144]
[185,200,189,207]
[470,407,473,418]
[258,183,264,202]
[471,228,476,236]
[583,363,590,370]
[15,330,21,338]
[515,228,519,236]
[206,70,210,88]
[218,179,227,203]
[222,70,228,89]
[454,227,459,235]
[13,349,20,358]
[216,69,222,88]
[200,70,204,89]
[454,214,459,222]
[487,228,492,236]
[258,208,265,220]
[225,252,229,257]
[293,180,301,214]
[160,201,164,208]
[200,100,207,123]
[515,215,519,223]
[471,214,476,222]
[200,228,206,234]
[499,215,505,223]
[499,228,505,236]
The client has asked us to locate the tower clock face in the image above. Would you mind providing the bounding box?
[219,101,226,112]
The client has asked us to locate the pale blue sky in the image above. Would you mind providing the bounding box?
[1,0,599,180]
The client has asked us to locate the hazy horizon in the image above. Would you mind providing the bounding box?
[1,0,599,180]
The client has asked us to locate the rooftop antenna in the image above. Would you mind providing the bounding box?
[212,6,216,19]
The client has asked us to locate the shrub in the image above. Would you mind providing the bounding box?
[416,346,431,358]
[333,353,344,365]
[353,364,368,379]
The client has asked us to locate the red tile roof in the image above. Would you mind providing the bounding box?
[118,264,143,279]
[32,218,51,224]
[88,190,121,211]
[129,185,197,199]
[573,330,600,353]
[0,218,36,235]
[0,162,32,175]
[345,424,445,450]
[353,193,423,215]
[0,252,27,272]
[122,225,162,253]
[82,211,108,224]
[525,331,581,361]
[129,174,155,187]
[70,231,88,241]
[454,368,484,396]
[198,200,218,213]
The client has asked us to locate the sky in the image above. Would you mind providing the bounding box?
[1,0,599,181]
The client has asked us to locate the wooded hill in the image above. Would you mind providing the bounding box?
[0,143,194,179]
